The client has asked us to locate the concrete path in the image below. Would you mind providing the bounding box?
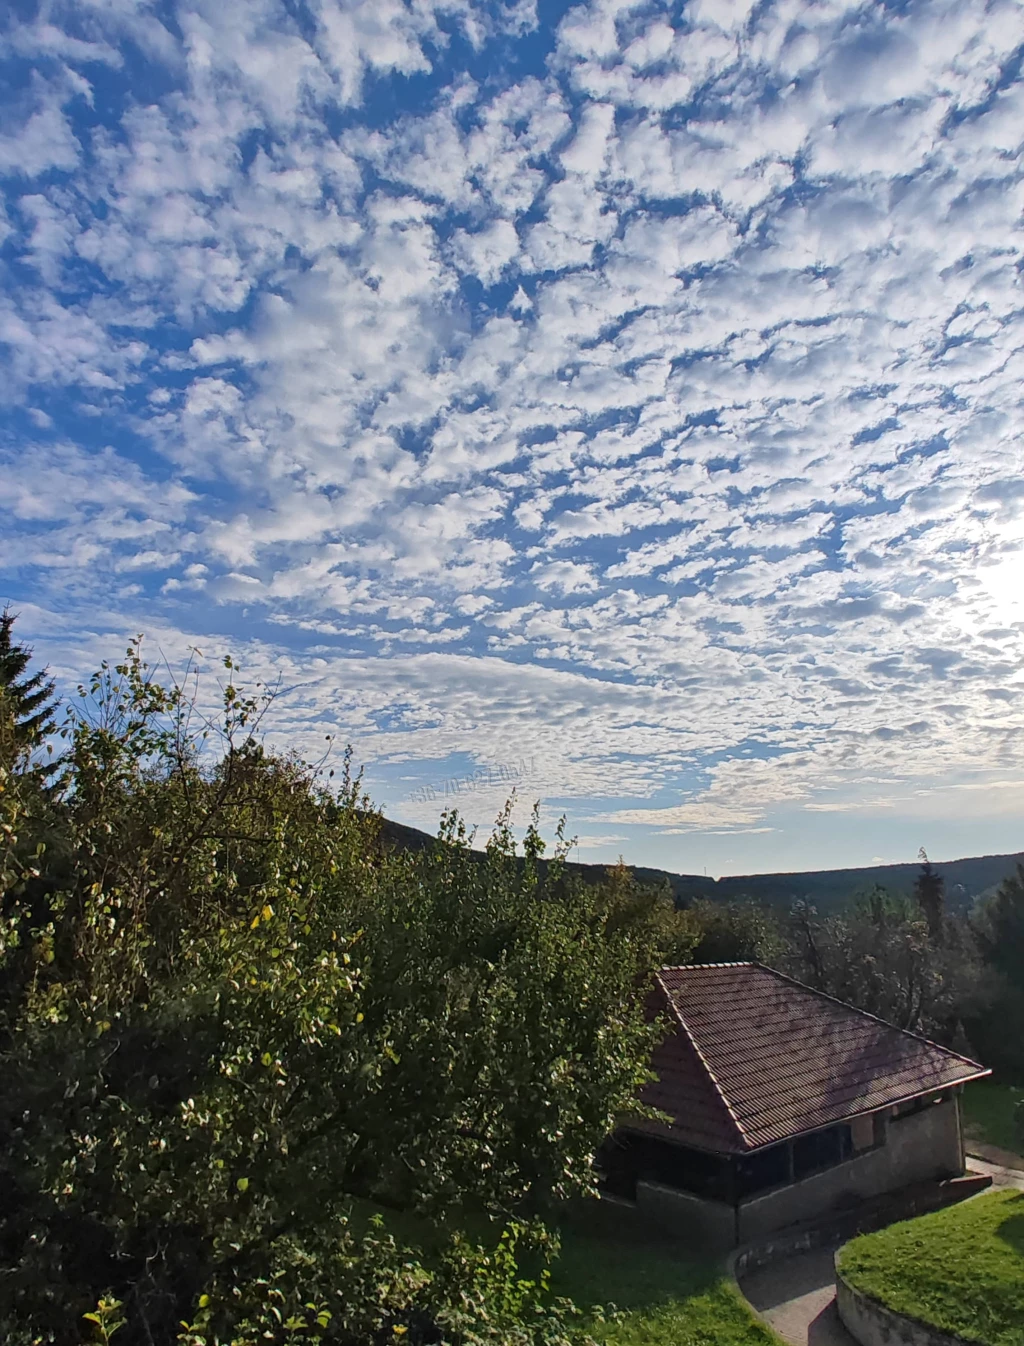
[966,1156,1024,1190]
[965,1139,1024,1172]
[738,1165,1023,1346]
[740,1247,856,1346]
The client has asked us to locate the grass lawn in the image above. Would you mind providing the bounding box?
[351,1198,777,1346]
[963,1079,1024,1156]
[838,1189,1024,1346]
[551,1217,777,1346]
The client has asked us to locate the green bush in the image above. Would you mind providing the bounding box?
[0,641,664,1346]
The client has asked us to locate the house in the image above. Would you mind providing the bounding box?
[598,962,990,1248]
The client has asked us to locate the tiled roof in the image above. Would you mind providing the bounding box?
[633,962,988,1154]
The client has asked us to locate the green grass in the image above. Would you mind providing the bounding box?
[550,1218,777,1346]
[838,1189,1024,1346]
[963,1080,1024,1156]
[349,1197,777,1346]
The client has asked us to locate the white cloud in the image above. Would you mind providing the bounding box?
[0,99,79,177]
[451,218,520,283]
[3,0,1024,870]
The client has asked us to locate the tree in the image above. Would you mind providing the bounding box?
[0,606,57,753]
[913,848,945,943]
[967,865,1024,1079]
[596,859,700,966]
[975,864,1024,983]
[0,640,660,1346]
[686,897,787,966]
[784,888,986,1041]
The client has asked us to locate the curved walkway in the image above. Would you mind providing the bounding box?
[740,1247,855,1346]
[737,1162,1024,1346]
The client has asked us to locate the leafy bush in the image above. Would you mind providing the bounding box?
[0,639,664,1346]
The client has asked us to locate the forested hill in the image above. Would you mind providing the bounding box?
[378,817,1023,912]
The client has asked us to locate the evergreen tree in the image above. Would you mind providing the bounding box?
[0,606,57,752]
[978,864,1024,986]
[966,864,1024,1078]
[914,847,945,942]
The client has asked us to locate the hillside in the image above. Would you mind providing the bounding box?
[377,817,1023,913]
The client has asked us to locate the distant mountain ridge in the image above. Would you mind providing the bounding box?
[377,816,1023,912]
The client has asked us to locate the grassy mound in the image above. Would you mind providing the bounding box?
[838,1190,1024,1346]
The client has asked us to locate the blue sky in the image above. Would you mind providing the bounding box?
[2,0,1024,876]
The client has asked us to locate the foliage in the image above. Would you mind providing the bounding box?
[0,606,58,753]
[683,898,786,966]
[594,862,700,967]
[977,865,1024,980]
[966,865,1024,1079]
[0,639,665,1346]
[838,1190,1024,1346]
[913,849,945,944]
[783,886,987,1040]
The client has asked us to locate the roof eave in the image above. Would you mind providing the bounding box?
[646,1065,992,1155]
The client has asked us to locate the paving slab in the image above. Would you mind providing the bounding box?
[739,1167,1022,1346]
[966,1155,1024,1188]
[965,1140,1024,1172]
[740,1247,857,1346]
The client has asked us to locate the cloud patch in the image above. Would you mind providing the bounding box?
[2,0,1024,870]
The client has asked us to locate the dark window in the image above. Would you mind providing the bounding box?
[597,1132,735,1202]
[792,1123,853,1179]
[736,1142,789,1198]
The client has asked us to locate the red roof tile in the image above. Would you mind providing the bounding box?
[633,963,989,1154]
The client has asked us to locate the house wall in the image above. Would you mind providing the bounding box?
[737,1098,963,1245]
[635,1180,736,1250]
[629,1097,964,1249]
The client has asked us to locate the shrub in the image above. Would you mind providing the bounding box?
[0,641,660,1345]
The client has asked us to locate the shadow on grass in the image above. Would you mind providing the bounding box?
[347,1196,775,1346]
[348,1194,725,1317]
[995,1194,1024,1256]
[550,1205,723,1315]
[963,1081,1024,1154]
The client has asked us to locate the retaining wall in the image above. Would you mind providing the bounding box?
[729,1171,991,1282]
[835,1264,980,1346]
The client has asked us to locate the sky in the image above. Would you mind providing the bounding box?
[1,0,1024,878]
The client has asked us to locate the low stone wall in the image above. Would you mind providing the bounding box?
[731,1171,991,1275]
[835,1264,979,1346]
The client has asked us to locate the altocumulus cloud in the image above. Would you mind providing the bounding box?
[2,0,1024,874]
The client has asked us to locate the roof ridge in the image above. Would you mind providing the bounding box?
[654,970,753,1150]
[753,962,987,1071]
[661,961,755,970]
